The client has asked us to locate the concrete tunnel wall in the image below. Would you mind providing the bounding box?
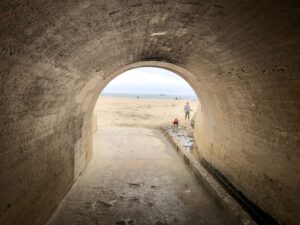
[0,1,299,225]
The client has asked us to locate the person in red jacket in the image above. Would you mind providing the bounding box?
[172,118,179,126]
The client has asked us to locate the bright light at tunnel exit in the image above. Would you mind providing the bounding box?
[101,67,198,99]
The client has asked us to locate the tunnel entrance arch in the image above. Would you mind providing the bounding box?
[93,66,200,136]
[76,61,204,179]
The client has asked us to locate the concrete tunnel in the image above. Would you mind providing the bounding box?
[0,0,299,225]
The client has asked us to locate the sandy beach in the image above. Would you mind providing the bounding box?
[94,96,199,128]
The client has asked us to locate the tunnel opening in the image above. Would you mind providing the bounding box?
[93,66,199,131]
[91,66,201,181]
[76,62,203,171]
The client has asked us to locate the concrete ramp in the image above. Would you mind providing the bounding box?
[47,127,229,225]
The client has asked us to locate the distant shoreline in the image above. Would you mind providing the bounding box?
[101,93,198,101]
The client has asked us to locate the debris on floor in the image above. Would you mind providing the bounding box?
[128,197,140,202]
[155,221,169,225]
[128,182,142,187]
[116,219,134,225]
[97,199,117,207]
[163,125,195,151]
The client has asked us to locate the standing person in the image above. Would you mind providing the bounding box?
[184,102,191,120]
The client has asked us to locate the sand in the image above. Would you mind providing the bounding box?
[94,96,199,128]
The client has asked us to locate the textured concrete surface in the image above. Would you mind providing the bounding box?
[47,127,229,225]
[0,1,300,225]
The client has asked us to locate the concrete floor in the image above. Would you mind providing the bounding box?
[47,127,229,225]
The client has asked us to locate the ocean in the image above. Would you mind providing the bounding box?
[101,93,198,101]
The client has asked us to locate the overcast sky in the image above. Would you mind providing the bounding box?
[102,67,197,96]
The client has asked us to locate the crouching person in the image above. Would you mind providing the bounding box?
[172,118,179,126]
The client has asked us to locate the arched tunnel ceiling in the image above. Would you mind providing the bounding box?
[1,1,299,75]
[0,1,300,225]
[1,0,299,117]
